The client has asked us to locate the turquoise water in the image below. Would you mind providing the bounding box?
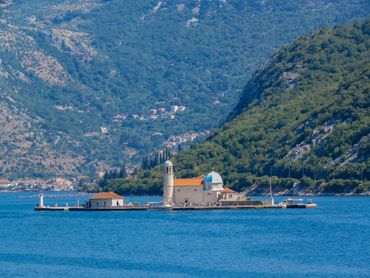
[0,193,369,277]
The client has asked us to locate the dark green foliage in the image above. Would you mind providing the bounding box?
[141,148,173,170]
[103,163,127,179]
[99,171,162,196]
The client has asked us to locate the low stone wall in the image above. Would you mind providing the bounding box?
[220,200,263,206]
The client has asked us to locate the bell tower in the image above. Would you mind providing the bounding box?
[163,160,174,205]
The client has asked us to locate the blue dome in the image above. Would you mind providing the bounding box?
[205,171,223,185]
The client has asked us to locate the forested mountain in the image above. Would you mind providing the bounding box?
[0,0,369,178]
[108,20,370,195]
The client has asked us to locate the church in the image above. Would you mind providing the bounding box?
[163,160,238,206]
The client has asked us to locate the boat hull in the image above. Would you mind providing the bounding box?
[283,204,318,209]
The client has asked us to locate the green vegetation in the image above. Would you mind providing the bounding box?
[1,1,370,177]
[98,163,162,195]
[104,20,370,195]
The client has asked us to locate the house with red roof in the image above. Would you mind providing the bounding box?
[0,179,11,189]
[86,192,126,208]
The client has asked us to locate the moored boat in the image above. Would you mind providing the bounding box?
[144,202,172,210]
[281,198,317,208]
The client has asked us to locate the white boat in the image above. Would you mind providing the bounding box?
[281,198,317,208]
[144,202,172,210]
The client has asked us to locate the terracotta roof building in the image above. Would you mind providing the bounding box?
[162,160,249,207]
[174,177,204,187]
[220,188,235,193]
[162,161,239,206]
[87,192,125,208]
[90,192,123,200]
[0,179,11,185]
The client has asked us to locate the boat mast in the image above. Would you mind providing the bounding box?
[270,167,274,205]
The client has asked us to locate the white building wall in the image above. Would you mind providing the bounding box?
[173,186,203,205]
[90,199,124,208]
[202,191,219,204]
[173,187,222,205]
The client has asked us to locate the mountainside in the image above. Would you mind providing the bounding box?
[112,20,370,195]
[1,0,370,178]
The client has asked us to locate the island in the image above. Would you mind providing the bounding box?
[35,161,316,211]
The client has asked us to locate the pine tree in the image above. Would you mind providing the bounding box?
[119,163,127,178]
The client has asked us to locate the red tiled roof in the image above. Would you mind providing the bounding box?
[0,179,11,184]
[220,188,235,193]
[174,177,204,187]
[90,192,123,200]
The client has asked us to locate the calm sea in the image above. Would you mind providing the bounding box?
[0,192,369,278]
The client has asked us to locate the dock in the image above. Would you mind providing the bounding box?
[34,206,147,211]
[171,204,283,210]
[34,206,71,211]
[34,204,287,211]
